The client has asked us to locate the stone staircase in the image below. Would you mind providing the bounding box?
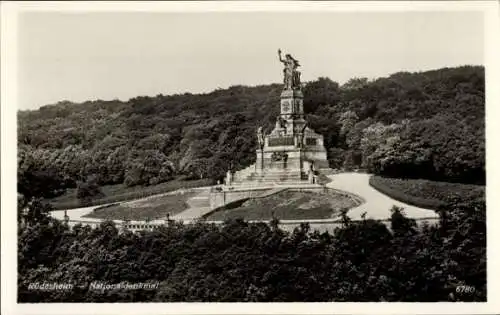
[186,195,210,208]
[245,170,305,183]
[233,164,256,182]
[173,189,212,220]
[233,163,310,184]
[232,159,326,186]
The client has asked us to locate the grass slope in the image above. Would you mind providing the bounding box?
[47,178,213,210]
[369,175,485,210]
[83,191,197,221]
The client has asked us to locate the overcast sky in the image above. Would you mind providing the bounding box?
[17,11,484,110]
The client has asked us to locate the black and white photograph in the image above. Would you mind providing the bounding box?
[2,1,499,314]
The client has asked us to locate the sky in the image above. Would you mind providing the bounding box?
[17,11,484,110]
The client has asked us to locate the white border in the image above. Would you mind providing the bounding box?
[1,1,496,12]
[2,1,500,314]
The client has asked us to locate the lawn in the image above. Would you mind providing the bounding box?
[369,175,485,210]
[82,191,197,221]
[46,178,213,210]
[204,189,361,221]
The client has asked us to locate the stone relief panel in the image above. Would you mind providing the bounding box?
[294,99,301,113]
[281,100,291,113]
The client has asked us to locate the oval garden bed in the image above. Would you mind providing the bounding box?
[204,189,362,221]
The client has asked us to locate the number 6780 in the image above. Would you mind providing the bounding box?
[456,285,475,294]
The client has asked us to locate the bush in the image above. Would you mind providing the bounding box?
[76,177,104,206]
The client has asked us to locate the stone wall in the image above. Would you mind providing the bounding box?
[209,188,271,209]
[66,215,439,234]
[277,217,440,233]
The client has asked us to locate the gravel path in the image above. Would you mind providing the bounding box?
[50,206,102,222]
[326,172,438,220]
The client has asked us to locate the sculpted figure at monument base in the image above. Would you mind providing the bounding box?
[257,126,264,150]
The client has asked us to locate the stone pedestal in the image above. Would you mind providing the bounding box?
[256,150,264,174]
[232,88,328,185]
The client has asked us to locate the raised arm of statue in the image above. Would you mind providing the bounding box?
[278,49,285,63]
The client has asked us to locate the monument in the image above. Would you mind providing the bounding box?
[229,50,329,186]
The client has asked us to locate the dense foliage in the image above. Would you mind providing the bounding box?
[369,176,485,210]
[18,198,486,302]
[18,66,485,199]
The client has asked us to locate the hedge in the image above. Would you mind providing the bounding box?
[369,176,446,210]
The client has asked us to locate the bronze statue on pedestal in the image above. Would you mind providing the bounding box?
[278,49,301,90]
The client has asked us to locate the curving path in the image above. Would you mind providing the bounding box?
[326,172,438,220]
[50,205,102,222]
[51,173,439,227]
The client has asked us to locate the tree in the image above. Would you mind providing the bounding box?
[389,206,417,237]
[77,176,104,205]
[338,110,359,138]
[18,146,71,199]
[341,77,370,90]
[303,77,340,114]
[124,150,175,186]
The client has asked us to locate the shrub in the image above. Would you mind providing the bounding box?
[76,177,104,206]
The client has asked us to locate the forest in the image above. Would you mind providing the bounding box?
[18,192,485,302]
[16,65,486,302]
[18,65,485,203]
